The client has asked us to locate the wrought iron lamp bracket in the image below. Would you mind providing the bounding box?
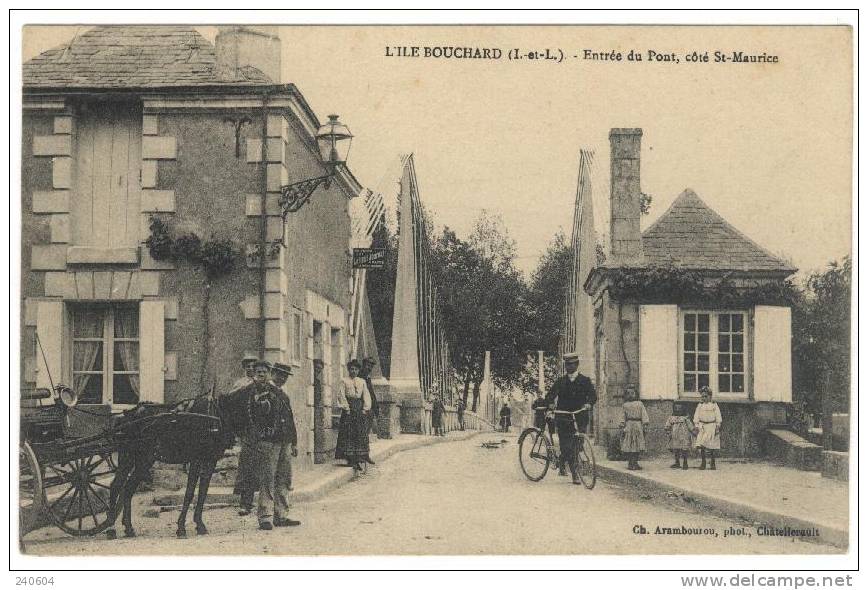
[278,174,333,218]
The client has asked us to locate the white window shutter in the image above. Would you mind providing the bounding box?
[753,305,792,402]
[639,304,679,400]
[35,301,64,390]
[139,300,165,403]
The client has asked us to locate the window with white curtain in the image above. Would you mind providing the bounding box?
[70,304,140,405]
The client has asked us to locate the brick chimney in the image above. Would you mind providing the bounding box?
[215,26,281,83]
[609,128,643,265]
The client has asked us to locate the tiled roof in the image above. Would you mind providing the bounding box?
[23,26,272,89]
[640,189,796,273]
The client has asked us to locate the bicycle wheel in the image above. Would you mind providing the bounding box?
[518,428,551,482]
[576,435,596,489]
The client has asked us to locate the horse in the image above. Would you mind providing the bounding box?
[103,387,252,539]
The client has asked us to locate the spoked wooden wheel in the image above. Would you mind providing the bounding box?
[576,435,597,490]
[19,442,43,537]
[43,452,116,536]
[518,428,552,482]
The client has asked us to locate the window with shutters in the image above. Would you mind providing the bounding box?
[69,303,140,406]
[71,102,142,250]
[680,310,748,396]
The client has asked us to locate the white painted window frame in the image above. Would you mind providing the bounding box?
[69,303,140,409]
[678,309,751,400]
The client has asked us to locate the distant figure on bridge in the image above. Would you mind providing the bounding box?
[499,403,512,432]
[456,397,466,431]
[432,396,446,436]
[545,352,596,485]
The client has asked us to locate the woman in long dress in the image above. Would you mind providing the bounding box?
[335,360,372,472]
[693,386,723,470]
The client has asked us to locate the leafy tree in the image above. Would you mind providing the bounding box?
[521,230,573,394]
[430,215,533,411]
[526,230,571,353]
[791,257,851,448]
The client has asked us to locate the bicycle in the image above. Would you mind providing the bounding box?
[517,408,596,489]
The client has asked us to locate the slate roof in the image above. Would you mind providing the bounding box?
[23,25,272,89]
[640,189,796,274]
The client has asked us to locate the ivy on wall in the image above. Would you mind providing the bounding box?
[602,265,799,307]
[145,215,239,389]
[145,216,237,279]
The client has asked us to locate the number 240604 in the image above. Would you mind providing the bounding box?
[15,577,54,586]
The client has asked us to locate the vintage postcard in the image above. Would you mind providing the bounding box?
[11,15,855,574]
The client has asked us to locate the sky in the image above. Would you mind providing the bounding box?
[23,25,853,278]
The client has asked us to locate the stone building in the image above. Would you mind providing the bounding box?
[21,25,364,470]
[585,128,797,457]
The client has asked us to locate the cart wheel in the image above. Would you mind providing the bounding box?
[43,452,116,536]
[19,442,43,537]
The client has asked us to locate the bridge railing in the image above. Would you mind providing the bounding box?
[420,405,494,435]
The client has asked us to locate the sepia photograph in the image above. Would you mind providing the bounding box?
[9,10,857,577]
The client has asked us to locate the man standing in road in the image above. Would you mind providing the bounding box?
[545,352,596,485]
[252,361,301,530]
[232,353,260,515]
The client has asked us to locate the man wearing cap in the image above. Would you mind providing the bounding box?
[359,357,380,439]
[249,361,300,530]
[232,355,262,515]
[232,354,258,390]
[545,352,596,485]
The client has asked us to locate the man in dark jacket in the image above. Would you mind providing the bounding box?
[499,403,512,432]
[252,361,300,530]
[545,352,596,485]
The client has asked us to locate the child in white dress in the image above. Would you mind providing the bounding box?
[692,386,722,470]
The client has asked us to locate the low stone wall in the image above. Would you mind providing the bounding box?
[765,429,822,471]
[821,450,849,482]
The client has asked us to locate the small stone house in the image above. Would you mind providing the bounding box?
[585,129,797,457]
[21,26,364,470]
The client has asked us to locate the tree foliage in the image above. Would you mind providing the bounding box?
[526,231,571,354]
[430,215,533,407]
[792,257,851,417]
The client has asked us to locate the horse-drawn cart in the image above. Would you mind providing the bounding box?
[19,385,221,539]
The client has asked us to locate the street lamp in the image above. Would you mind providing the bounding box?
[279,114,353,217]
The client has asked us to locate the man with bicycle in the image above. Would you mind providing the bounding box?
[545,352,596,485]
